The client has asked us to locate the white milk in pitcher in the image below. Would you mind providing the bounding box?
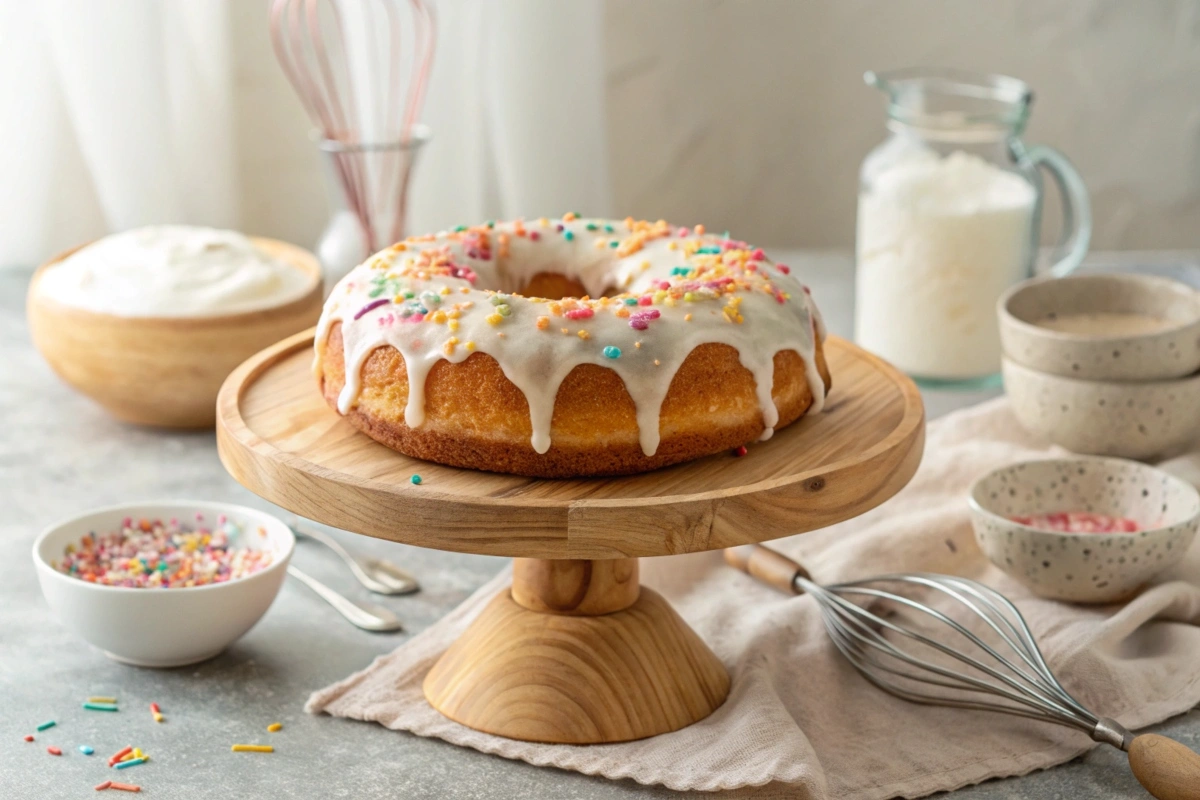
[855,150,1036,380]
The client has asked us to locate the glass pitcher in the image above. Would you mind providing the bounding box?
[854,68,1091,388]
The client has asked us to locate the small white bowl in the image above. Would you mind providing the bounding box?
[969,457,1200,603]
[34,501,294,667]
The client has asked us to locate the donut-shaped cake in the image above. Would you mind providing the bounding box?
[314,215,830,477]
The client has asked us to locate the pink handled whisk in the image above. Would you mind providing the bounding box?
[269,0,436,258]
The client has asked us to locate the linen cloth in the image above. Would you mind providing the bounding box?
[307,398,1200,797]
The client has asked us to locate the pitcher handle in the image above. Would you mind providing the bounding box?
[1024,145,1092,277]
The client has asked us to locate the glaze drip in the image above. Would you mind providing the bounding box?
[315,216,826,457]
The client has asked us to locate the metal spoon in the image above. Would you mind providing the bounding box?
[286,565,403,632]
[291,521,420,595]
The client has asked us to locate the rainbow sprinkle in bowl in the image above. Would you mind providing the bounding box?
[34,500,294,667]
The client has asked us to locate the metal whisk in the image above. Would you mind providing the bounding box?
[725,544,1200,800]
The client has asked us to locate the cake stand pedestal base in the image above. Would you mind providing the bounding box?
[423,558,731,744]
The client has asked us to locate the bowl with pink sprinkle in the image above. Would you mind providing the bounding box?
[33,500,294,667]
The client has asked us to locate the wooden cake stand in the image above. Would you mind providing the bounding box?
[216,331,924,745]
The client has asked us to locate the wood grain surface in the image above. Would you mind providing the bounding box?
[423,582,731,744]
[511,557,639,614]
[1128,733,1200,800]
[216,331,925,559]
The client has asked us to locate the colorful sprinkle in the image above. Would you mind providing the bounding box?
[56,518,272,589]
[108,746,133,766]
[84,702,119,712]
[37,721,55,732]
[563,230,575,241]
[410,474,422,485]
[268,723,283,733]
[47,746,62,756]
[150,702,164,723]
[603,346,621,359]
[114,758,146,770]
[354,298,390,320]
[734,445,748,457]
[231,744,274,753]
[95,781,113,791]
[108,783,141,793]
[23,735,33,742]
[80,745,95,755]
[88,697,117,704]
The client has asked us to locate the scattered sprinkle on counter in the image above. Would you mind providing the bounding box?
[88,696,117,704]
[95,781,113,791]
[84,702,119,712]
[79,745,95,755]
[232,744,274,753]
[733,445,748,457]
[410,474,422,485]
[54,515,273,588]
[23,734,33,742]
[108,782,141,793]
[150,702,164,723]
[267,722,283,733]
[47,746,62,756]
[108,746,133,766]
[114,757,147,770]
[37,721,56,731]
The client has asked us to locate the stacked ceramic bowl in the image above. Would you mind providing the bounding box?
[998,273,1200,460]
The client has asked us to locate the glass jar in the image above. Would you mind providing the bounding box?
[315,126,430,294]
[854,69,1091,388]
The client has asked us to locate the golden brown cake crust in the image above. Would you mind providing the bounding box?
[318,322,831,477]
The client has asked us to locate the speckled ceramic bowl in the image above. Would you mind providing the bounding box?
[1002,357,1200,460]
[969,457,1200,603]
[999,273,1200,381]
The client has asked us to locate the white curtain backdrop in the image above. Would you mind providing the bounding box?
[0,0,611,270]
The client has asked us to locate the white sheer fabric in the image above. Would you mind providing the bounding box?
[0,0,611,270]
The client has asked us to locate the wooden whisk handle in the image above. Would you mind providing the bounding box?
[723,545,810,595]
[1128,733,1200,800]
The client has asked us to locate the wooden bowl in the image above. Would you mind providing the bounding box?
[999,273,1200,381]
[28,237,323,429]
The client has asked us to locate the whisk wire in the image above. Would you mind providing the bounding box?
[270,0,435,253]
[797,574,1100,734]
[817,581,1075,714]
[814,586,1086,724]
[829,574,1093,719]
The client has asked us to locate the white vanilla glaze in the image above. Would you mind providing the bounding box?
[314,217,826,457]
[36,226,313,317]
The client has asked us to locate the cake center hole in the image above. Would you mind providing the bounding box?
[517,272,593,301]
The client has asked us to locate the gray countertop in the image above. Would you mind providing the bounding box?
[2,252,1197,799]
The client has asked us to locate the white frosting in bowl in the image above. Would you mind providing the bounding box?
[36,226,314,317]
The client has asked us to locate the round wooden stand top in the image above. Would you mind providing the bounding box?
[216,330,924,560]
